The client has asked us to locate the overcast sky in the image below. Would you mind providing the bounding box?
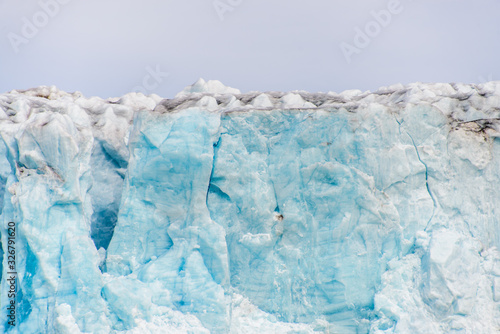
[0,0,499,98]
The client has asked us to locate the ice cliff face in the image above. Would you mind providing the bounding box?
[1,80,500,333]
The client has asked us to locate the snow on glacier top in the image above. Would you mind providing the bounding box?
[2,79,500,113]
[175,78,242,97]
[2,80,500,132]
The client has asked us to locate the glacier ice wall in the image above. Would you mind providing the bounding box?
[1,81,500,333]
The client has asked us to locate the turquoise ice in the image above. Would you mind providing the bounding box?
[1,81,500,333]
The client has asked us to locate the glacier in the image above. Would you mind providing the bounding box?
[0,80,500,333]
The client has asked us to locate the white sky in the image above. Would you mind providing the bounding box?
[0,0,499,98]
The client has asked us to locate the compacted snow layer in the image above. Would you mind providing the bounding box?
[1,80,500,333]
